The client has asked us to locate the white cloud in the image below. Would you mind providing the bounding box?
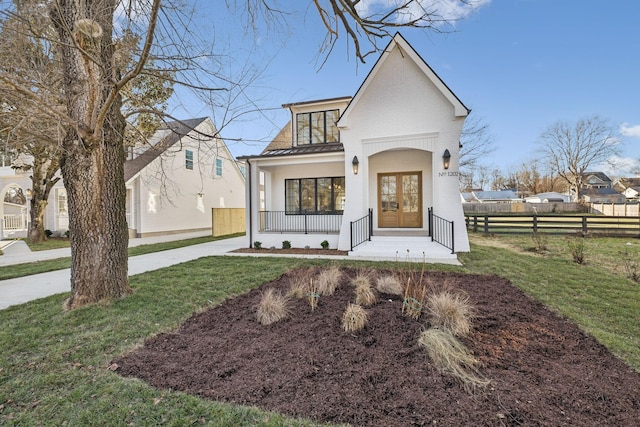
[598,155,640,178]
[621,123,640,137]
[356,0,492,26]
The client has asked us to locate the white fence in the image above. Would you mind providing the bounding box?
[463,202,585,214]
[590,203,640,216]
[1,213,27,238]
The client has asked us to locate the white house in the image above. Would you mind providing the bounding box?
[524,192,569,203]
[0,117,245,239]
[240,33,470,260]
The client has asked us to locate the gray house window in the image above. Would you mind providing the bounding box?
[185,150,193,170]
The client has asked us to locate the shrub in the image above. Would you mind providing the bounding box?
[317,265,342,296]
[375,275,404,296]
[253,241,262,249]
[342,303,368,332]
[256,288,290,325]
[44,229,53,237]
[282,240,291,249]
[530,232,548,252]
[567,236,586,264]
[620,249,640,283]
[427,291,474,337]
[320,240,329,249]
[417,327,490,393]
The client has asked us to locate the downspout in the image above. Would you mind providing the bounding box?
[246,159,252,248]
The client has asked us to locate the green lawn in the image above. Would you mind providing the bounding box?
[0,234,638,425]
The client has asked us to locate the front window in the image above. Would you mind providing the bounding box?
[296,109,340,145]
[285,177,345,214]
[215,158,223,176]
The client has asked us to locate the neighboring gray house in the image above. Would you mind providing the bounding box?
[581,188,626,204]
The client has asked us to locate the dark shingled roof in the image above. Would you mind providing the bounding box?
[261,122,292,154]
[124,117,208,182]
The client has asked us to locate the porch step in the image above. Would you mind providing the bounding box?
[349,236,457,263]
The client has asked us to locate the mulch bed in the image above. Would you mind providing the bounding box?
[113,267,640,426]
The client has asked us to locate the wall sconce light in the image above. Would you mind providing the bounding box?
[442,149,451,170]
[352,155,359,175]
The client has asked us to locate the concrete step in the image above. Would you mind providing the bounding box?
[349,236,456,262]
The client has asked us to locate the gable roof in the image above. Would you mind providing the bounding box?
[124,117,208,182]
[581,171,612,185]
[338,32,469,127]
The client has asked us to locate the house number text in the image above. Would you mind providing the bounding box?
[438,171,459,177]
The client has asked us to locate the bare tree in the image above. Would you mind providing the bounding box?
[539,116,619,201]
[1,0,478,309]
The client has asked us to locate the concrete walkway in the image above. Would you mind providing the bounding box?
[0,232,245,310]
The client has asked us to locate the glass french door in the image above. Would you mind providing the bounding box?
[378,172,422,228]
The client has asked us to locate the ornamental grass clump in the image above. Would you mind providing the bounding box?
[375,274,404,296]
[418,327,490,393]
[342,303,368,333]
[427,290,474,337]
[401,274,430,320]
[352,271,377,306]
[256,288,290,325]
[317,265,342,296]
[307,279,319,311]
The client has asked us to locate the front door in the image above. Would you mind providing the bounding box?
[378,172,422,228]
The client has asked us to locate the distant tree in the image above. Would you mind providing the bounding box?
[538,116,619,201]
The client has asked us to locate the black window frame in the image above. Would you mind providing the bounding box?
[296,109,340,145]
[285,176,345,215]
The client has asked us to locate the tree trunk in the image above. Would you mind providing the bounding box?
[52,0,131,309]
[28,199,48,244]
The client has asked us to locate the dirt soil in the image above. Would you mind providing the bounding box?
[113,268,640,426]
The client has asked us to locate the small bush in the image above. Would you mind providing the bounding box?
[253,241,262,249]
[317,265,342,296]
[342,303,368,332]
[44,229,53,237]
[256,288,290,325]
[427,291,474,337]
[530,232,548,252]
[567,236,586,264]
[418,327,490,393]
[320,240,329,249]
[282,240,291,249]
[375,275,404,296]
[620,249,640,283]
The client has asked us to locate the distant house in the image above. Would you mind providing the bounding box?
[472,190,521,203]
[613,177,640,201]
[240,33,470,257]
[524,192,569,203]
[582,172,613,189]
[581,188,626,204]
[0,117,245,239]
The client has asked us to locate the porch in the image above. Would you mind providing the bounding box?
[349,235,459,263]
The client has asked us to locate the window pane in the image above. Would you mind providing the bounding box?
[310,112,324,144]
[185,150,193,170]
[301,179,315,212]
[333,177,345,212]
[296,114,310,145]
[285,180,299,213]
[317,178,332,212]
[326,110,339,143]
[403,175,419,212]
[216,158,223,176]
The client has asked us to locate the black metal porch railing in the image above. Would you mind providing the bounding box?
[350,208,373,251]
[428,207,455,254]
[259,211,342,234]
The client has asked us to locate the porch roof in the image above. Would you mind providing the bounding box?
[238,143,344,160]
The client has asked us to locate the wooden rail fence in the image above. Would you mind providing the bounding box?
[465,214,640,237]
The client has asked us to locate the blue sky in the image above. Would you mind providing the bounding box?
[169,1,640,177]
